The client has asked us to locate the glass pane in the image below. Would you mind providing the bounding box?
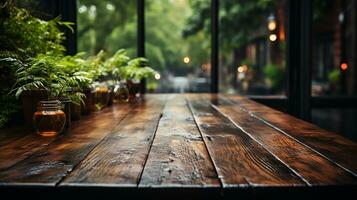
[145,0,211,93]
[312,108,357,141]
[77,0,137,57]
[219,0,287,95]
[312,0,356,96]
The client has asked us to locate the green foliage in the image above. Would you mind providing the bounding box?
[0,95,20,128]
[59,53,93,90]
[84,50,108,81]
[77,0,210,73]
[121,58,156,81]
[328,69,340,84]
[263,63,285,91]
[184,0,277,50]
[0,2,74,126]
[12,54,85,105]
[103,49,130,80]
[77,0,137,56]
[0,6,68,59]
[0,51,23,94]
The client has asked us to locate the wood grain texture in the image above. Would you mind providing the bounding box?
[60,95,167,187]
[212,94,357,185]
[0,103,133,186]
[139,94,220,187]
[223,94,357,177]
[0,127,31,146]
[0,134,56,171]
[186,94,305,188]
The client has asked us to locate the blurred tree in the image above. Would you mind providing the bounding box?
[184,0,277,52]
[77,0,137,56]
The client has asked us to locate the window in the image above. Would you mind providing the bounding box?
[145,0,211,93]
[311,0,357,140]
[77,0,137,57]
[311,0,356,96]
[219,0,288,96]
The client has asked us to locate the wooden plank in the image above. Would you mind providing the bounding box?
[210,94,357,185]
[0,127,29,147]
[139,94,220,187]
[0,134,56,171]
[223,94,357,176]
[0,102,134,186]
[60,95,167,187]
[185,94,305,188]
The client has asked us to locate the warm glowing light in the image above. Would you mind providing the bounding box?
[268,21,277,31]
[341,63,348,71]
[155,73,161,80]
[269,34,277,42]
[183,56,190,64]
[237,65,248,73]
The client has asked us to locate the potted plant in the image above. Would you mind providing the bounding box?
[103,49,131,103]
[60,53,93,119]
[0,4,72,128]
[85,50,111,110]
[12,54,85,135]
[120,58,156,102]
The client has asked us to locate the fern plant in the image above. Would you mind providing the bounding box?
[103,49,130,81]
[59,53,93,91]
[84,50,108,82]
[120,57,156,81]
[12,54,85,105]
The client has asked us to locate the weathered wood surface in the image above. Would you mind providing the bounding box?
[0,94,356,198]
[61,95,166,186]
[186,94,305,188]
[204,94,357,185]
[222,94,357,176]
[0,103,133,186]
[139,95,219,187]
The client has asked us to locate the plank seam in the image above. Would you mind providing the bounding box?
[222,95,357,178]
[185,94,224,195]
[210,103,311,186]
[55,106,135,187]
[137,96,168,186]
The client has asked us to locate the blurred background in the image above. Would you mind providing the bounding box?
[13,0,357,141]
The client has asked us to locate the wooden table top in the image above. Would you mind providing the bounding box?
[0,94,356,199]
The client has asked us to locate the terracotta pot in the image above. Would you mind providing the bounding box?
[108,90,114,106]
[81,90,95,115]
[60,98,71,133]
[126,80,141,102]
[21,90,47,129]
[71,103,81,121]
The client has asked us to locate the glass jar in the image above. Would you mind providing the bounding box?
[33,100,66,137]
[95,86,110,108]
[127,79,141,102]
[113,81,129,103]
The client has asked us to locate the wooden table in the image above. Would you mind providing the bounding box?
[0,94,356,199]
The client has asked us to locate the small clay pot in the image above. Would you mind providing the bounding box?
[81,90,95,115]
[71,102,81,121]
[21,90,47,129]
[60,98,71,133]
[126,80,141,102]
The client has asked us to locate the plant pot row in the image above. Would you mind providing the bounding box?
[22,80,141,136]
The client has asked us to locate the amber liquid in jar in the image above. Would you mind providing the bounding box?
[33,100,66,137]
[96,87,110,107]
